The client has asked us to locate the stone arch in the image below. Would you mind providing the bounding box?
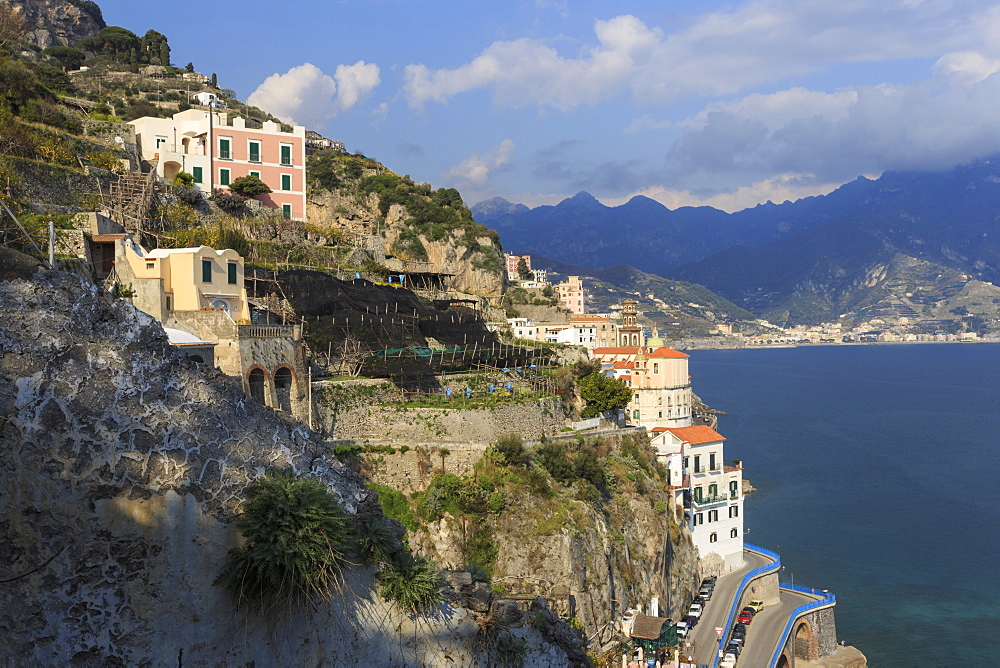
[273,366,294,413]
[188,354,204,365]
[794,618,817,661]
[247,366,267,404]
[776,652,791,668]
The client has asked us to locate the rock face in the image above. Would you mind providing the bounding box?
[0,256,574,666]
[307,188,505,301]
[8,0,105,48]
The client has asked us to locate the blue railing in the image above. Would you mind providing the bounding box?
[709,544,781,668]
[765,584,836,668]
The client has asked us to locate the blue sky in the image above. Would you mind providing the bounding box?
[96,1,1000,211]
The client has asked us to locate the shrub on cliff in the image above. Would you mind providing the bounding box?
[377,550,443,615]
[213,469,354,612]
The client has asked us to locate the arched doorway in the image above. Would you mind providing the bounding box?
[274,367,293,413]
[248,368,266,404]
[794,620,816,661]
[163,160,182,181]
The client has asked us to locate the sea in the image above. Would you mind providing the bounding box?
[688,343,1000,668]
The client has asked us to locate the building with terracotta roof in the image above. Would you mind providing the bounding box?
[651,424,744,573]
[593,345,693,431]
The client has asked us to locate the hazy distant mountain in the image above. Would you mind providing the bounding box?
[476,158,1000,325]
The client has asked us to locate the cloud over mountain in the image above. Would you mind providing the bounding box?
[248,61,380,125]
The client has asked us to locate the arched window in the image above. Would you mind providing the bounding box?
[709,532,717,543]
[248,368,266,404]
[731,528,739,538]
[274,367,293,413]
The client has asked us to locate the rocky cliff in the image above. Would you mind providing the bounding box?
[0,252,574,665]
[7,0,105,48]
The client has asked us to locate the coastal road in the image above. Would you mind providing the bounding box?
[690,550,772,666]
[737,587,825,667]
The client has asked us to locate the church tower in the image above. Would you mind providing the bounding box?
[618,299,643,347]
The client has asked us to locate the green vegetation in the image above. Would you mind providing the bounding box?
[213,469,354,612]
[376,550,443,615]
[228,174,272,198]
[577,372,632,418]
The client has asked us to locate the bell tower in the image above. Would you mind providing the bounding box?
[618,299,643,347]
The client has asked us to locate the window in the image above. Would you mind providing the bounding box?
[653,363,658,373]
[219,168,230,186]
[165,296,171,311]
[695,513,703,526]
[249,170,260,179]
[729,505,739,518]
[281,203,292,219]
[218,137,231,159]
[708,483,717,498]
[694,486,702,502]
[156,136,167,149]
[730,480,740,498]
[280,174,292,191]
[280,143,292,166]
[731,528,739,538]
[192,166,203,184]
[658,411,663,418]
[145,262,154,270]
[632,410,640,419]
[694,455,701,473]
[248,139,261,163]
[227,260,237,284]
[201,258,213,282]
[710,532,717,543]
[710,453,717,471]
[708,510,718,522]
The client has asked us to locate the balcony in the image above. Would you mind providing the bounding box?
[691,492,729,507]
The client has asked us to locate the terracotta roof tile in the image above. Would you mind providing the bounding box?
[665,425,725,444]
[91,234,126,242]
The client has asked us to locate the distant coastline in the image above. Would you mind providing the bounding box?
[678,337,1000,351]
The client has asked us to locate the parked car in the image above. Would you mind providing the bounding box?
[725,642,742,658]
[723,653,738,665]
[693,595,707,606]
[688,603,703,618]
[737,609,754,624]
[731,626,746,641]
[676,621,689,640]
[682,614,699,628]
[747,599,765,613]
[733,623,746,633]
[699,586,713,600]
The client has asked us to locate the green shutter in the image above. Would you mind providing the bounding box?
[192,166,203,184]
[219,138,230,159]
[202,258,212,283]
[220,169,230,186]
[281,204,292,219]
[249,141,260,162]
[280,144,292,165]
[228,261,237,284]
[281,174,291,191]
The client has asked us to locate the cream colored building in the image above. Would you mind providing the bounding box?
[594,345,693,431]
[113,239,308,421]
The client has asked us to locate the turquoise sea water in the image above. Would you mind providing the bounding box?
[689,343,1000,668]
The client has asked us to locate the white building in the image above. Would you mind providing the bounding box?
[652,424,744,574]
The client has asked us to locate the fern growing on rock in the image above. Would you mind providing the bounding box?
[377,550,443,615]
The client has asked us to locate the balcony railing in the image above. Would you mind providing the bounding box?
[691,492,729,507]
[219,149,232,160]
[237,324,299,340]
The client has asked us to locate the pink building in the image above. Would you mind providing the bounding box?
[130,109,307,220]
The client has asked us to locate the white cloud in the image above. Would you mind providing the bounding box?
[248,61,380,125]
[604,175,846,213]
[444,140,516,190]
[662,65,1000,194]
[402,2,992,109]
